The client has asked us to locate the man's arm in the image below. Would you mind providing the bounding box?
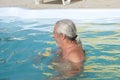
[51,62,83,80]
[62,62,83,77]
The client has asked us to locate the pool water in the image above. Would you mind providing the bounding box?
[0,16,120,80]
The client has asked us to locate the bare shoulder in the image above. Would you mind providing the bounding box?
[68,48,85,63]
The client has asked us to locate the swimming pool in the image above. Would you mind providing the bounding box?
[0,8,120,80]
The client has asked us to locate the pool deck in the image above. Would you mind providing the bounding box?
[0,0,120,9]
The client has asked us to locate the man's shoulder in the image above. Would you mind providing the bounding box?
[68,48,85,63]
[68,53,81,63]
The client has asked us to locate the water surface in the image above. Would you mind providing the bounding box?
[0,10,120,80]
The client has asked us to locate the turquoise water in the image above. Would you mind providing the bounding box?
[0,16,120,80]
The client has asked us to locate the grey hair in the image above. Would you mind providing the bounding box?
[55,19,82,47]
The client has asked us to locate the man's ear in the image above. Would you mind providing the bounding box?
[61,33,66,40]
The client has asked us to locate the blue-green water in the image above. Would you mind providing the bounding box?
[0,16,120,80]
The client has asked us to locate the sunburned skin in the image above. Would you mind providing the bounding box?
[50,49,85,80]
[51,19,85,80]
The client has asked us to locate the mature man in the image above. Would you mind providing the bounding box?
[52,19,85,80]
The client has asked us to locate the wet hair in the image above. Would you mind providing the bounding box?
[55,19,77,40]
[55,19,82,47]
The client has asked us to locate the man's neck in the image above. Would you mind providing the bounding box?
[60,40,76,54]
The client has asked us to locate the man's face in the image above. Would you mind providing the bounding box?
[52,26,62,48]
